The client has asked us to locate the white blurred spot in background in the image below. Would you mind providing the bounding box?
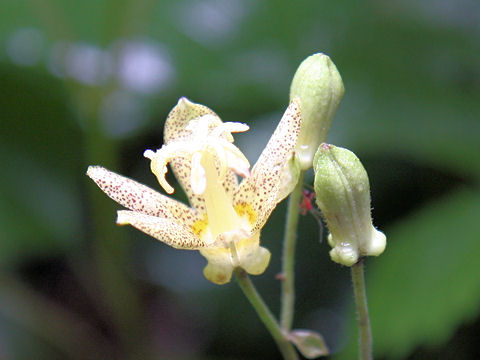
[114,39,175,94]
[47,41,113,85]
[64,43,113,85]
[47,37,175,95]
[6,29,176,137]
[6,27,45,66]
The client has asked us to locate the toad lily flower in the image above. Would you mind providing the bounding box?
[87,98,301,284]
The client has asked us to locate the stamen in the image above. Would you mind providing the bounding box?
[209,142,228,182]
[144,116,251,196]
[190,152,206,195]
[144,149,174,194]
[211,122,249,142]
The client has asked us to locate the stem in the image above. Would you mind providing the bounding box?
[280,171,305,331]
[351,259,372,360]
[234,268,299,360]
[81,91,147,359]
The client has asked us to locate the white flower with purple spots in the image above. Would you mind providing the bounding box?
[87,97,301,284]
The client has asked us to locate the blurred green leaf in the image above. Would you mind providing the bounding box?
[0,64,82,265]
[330,10,480,178]
[338,187,480,359]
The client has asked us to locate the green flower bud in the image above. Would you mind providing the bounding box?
[290,53,345,170]
[313,144,386,266]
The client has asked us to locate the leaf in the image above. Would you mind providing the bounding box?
[289,329,329,358]
[337,188,480,359]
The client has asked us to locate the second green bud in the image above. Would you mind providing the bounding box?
[313,144,386,266]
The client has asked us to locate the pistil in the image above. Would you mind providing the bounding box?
[200,152,241,240]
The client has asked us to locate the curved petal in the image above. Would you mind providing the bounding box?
[164,97,221,145]
[234,101,302,232]
[199,232,270,284]
[117,210,207,249]
[164,98,221,210]
[87,166,200,227]
[199,247,234,285]
[163,98,240,209]
[144,143,199,194]
[236,234,271,275]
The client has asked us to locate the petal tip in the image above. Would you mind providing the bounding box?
[116,211,129,225]
[86,165,102,180]
[143,149,155,159]
[177,96,193,108]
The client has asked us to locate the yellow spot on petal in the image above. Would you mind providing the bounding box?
[235,202,257,225]
[191,216,209,236]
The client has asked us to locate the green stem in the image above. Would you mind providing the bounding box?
[280,171,305,331]
[351,259,373,360]
[81,91,147,359]
[234,269,299,360]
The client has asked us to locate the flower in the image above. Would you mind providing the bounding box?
[313,143,386,266]
[87,97,301,284]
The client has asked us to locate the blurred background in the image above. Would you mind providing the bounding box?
[1,0,479,359]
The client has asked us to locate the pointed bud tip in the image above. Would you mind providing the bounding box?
[321,143,333,151]
[290,53,345,170]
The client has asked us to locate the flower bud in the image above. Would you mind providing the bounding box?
[313,144,386,266]
[290,53,345,170]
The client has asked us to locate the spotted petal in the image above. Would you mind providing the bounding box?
[164,97,221,143]
[87,166,200,227]
[117,211,207,249]
[163,98,240,211]
[234,101,302,232]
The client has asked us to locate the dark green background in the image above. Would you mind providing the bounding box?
[1,0,479,359]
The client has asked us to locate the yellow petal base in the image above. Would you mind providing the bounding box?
[200,233,271,285]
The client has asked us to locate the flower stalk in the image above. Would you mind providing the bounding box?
[234,268,299,360]
[351,259,372,360]
[313,144,385,359]
[279,53,344,333]
[280,170,305,332]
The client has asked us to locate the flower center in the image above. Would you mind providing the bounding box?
[144,115,250,195]
[200,151,243,240]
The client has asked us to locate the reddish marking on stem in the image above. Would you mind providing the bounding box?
[299,188,325,242]
[299,189,315,216]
